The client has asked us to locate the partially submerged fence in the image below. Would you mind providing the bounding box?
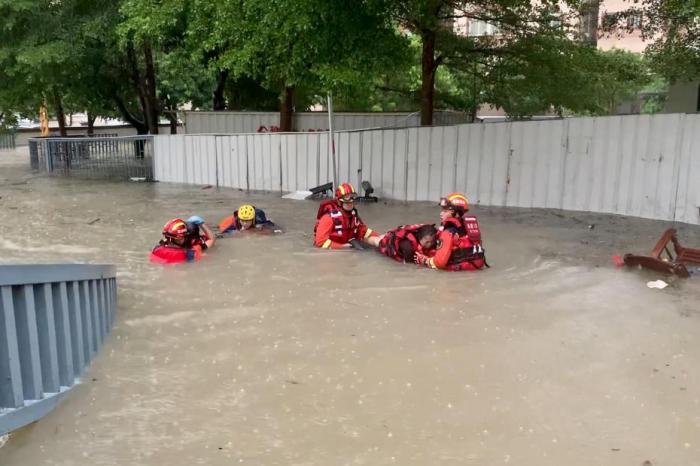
[154,113,700,225]
[0,129,16,150]
[28,136,154,179]
[0,264,117,435]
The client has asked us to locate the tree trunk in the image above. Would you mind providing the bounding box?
[87,112,97,135]
[142,43,159,134]
[213,70,229,110]
[467,104,478,123]
[279,86,295,132]
[53,92,67,137]
[580,0,600,46]
[420,30,437,126]
[166,111,178,134]
[113,94,148,134]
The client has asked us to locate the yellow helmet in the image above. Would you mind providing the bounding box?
[237,204,256,221]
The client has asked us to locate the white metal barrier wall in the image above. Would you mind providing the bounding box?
[180,111,468,134]
[154,114,700,225]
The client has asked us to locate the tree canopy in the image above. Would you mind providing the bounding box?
[0,0,665,132]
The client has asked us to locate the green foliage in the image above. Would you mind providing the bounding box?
[194,0,410,107]
[605,0,700,83]
[0,0,669,128]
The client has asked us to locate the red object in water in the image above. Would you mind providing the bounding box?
[612,255,625,267]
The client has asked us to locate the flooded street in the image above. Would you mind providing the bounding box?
[1,147,700,466]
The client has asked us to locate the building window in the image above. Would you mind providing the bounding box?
[467,19,498,36]
[626,13,642,29]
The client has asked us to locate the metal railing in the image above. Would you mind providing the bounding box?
[28,135,153,179]
[0,129,16,150]
[0,264,117,435]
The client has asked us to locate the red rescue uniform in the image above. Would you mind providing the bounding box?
[149,244,203,264]
[378,224,434,262]
[314,200,377,248]
[420,215,486,271]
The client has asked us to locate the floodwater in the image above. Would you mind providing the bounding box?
[1,147,700,466]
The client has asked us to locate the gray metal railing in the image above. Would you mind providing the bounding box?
[28,135,153,179]
[0,129,16,150]
[0,264,117,435]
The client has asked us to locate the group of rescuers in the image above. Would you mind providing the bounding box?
[150,182,487,271]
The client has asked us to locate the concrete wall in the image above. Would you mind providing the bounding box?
[664,81,699,114]
[180,111,468,134]
[154,113,700,225]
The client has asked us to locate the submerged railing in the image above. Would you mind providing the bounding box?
[28,136,153,180]
[0,264,117,435]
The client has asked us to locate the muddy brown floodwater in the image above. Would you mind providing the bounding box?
[1,147,700,466]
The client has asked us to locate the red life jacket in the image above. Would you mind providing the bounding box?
[149,244,202,264]
[440,215,487,271]
[314,200,362,244]
[379,224,429,262]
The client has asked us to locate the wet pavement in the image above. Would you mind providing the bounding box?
[1,147,700,465]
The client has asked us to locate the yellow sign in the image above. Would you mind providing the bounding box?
[39,101,49,136]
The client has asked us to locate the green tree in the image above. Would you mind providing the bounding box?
[0,0,87,135]
[604,0,700,83]
[194,0,409,131]
[385,0,587,125]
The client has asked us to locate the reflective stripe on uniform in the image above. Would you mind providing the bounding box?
[364,228,373,239]
[321,239,332,249]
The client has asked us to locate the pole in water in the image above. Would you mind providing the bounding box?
[327,93,338,189]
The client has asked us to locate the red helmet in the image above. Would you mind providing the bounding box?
[162,218,188,240]
[439,192,469,213]
[335,182,358,202]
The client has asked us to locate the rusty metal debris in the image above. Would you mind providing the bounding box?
[623,228,700,278]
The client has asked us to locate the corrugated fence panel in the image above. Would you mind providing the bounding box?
[627,115,655,218]
[592,116,624,215]
[154,135,184,182]
[414,126,433,201]
[318,132,331,187]
[612,115,643,217]
[391,129,409,201]
[368,131,385,198]
[562,117,595,213]
[480,122,511,207]
[380,129,398,199]
[293,133,314,191]
[281,134,296,192]
[183,111,469,135]
[186,136,217,185]
[647,114,685,221]
[155,114,700,225]
[426,125,445,202]
[675,115,700,224]
[347,132,363,190]
[404,127,421,201]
